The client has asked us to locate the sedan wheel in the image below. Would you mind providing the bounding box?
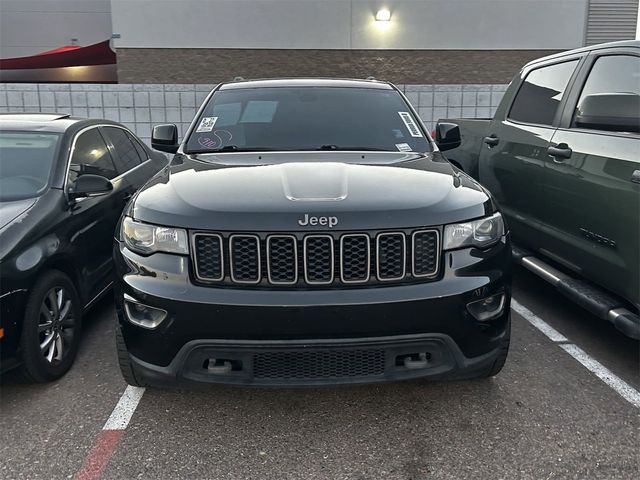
[17,270,82,383]
[38,287,76,365]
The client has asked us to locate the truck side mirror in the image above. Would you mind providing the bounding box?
[68,174,113,200]
[151,124,179,153]
[575,93,640,133]
[434,122,461,152]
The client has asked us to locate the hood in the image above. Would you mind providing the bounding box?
[131,152,493,231]
[0,197,37,230]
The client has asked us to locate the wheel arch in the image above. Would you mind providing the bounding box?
[40,255,86,305]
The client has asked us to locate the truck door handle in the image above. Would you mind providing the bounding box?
[483,135,499,147]
[547,144,572,160]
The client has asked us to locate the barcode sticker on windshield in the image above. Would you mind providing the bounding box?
[196,116,218,133]
[396,143,412,152]
[398,112,423,137]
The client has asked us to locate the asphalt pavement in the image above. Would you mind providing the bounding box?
[1,266,638,480]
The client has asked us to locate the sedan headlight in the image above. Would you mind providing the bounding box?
[443,212,504,250]
[122,217,189,255]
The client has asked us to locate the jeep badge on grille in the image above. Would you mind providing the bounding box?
[298,214,338,228]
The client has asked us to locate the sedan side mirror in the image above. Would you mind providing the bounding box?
[575,93,640,133]
[434,122,461,152]
[68,174,113,200]
[151,124,179,153]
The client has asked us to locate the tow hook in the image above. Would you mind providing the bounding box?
[402,352,430,369]
[207,358,233,374]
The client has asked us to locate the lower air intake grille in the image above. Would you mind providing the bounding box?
[253,350,386,379]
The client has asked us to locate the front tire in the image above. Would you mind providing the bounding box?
[475,318,511,379]
[17,270,82,382]
[115,324,145,387]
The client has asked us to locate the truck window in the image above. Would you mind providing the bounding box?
[508,60,579,126]
[572,55,640,134]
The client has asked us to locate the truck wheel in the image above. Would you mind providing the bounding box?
[115,324,146,387]
[17,270,82,383]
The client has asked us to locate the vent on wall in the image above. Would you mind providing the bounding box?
[585,0,639,45]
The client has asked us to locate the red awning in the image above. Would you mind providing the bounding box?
[0,40,116,70]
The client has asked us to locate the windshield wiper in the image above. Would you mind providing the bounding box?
[314,145,397,152]
[187,145,281,154]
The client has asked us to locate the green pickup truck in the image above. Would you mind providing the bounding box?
[435,40,639,338]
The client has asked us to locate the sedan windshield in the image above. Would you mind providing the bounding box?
[185,86,431,154]
[0,131,61,202]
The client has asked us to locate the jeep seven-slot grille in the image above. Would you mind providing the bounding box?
[192,229,439,288]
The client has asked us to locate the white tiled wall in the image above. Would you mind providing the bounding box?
[0,83,508,144]
[400,84,507,133]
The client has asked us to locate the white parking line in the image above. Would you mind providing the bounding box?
[103,386,146,430]
[75,386,146,480]
[512,298,640,409]
[559,344,640,409]
[511,300,568,343]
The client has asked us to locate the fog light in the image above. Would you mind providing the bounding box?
[467,293,506,321]
[124,294,167,329]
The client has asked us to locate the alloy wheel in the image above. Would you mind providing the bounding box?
[38,287,76,364]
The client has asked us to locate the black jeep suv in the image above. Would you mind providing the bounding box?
[113,79,511,387]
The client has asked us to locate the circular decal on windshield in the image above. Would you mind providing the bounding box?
[197,130,233,150]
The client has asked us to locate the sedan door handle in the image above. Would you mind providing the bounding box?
[547,144,572,160]
[483,135,499,147]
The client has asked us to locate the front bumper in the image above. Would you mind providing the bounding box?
[114,236,511,386]
[127,332,505,387]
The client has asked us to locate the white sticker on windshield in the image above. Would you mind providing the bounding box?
[196,116,218,133]
[398,112,423,137]
[396,143,412,152]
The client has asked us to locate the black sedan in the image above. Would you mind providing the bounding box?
[0,114,168,382]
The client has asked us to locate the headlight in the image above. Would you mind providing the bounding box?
[443,212,504,250]
[122,217,189,255]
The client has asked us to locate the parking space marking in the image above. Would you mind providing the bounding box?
[559,344,640,409]
[75,430,124,480]
[103,385,146,430]
[512,298,640,409]
[511,300,568,343]
[75,386,146,480]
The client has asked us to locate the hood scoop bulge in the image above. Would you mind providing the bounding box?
[281,162,348,202]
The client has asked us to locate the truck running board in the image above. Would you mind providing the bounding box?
[511,245,640,339]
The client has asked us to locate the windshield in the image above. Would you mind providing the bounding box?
[185,86,431,154]
[0,131,61,202]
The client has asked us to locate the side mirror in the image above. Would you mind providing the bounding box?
[151,124,179,153]
[575,93,640,133]
[68,174,113,200]
[434,122,461,152]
